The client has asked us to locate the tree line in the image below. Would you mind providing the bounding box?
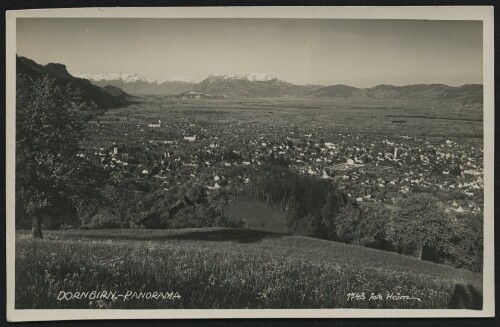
[242,163,483,273]
[15,75,483,273]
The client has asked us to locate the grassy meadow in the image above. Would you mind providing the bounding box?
[225,199,288,233]
[16,228,482,309]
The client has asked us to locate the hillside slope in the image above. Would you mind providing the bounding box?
[102,85,143,103]
[25,228,481,284]
[308,84,359,98]
[16,228,482,309]
[17,56,131,109]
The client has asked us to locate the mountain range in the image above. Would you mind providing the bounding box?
[78,71,483,105]
[73,72,195,96]
[18,56,483,106]
[16,56,139,109]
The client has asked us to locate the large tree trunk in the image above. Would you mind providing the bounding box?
[32,215,43,239]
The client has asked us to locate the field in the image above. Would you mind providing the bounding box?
[16,229,482,309]
[225,199,288,233]
[92,97,483,141]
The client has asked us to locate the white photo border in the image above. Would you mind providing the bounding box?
[5,6,495,321]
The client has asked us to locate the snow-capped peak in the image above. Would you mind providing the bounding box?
[72,72,196,84]
[207,73,276,82]
[246,73,275,81]
[207,73,244,80]
[152,76,198,84]
[73,71,277,84]
[73,72,148,83]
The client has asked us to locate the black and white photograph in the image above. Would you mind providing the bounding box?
[5,6,495,320]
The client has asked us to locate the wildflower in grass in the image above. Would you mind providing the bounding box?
[15,232,482,309]
[256,291,268,300]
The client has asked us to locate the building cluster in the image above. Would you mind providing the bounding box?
[81,115,484,215]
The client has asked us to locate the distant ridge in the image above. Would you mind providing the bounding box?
[191,76,482,105]
[74,72,195,96]
[17,56,133,109]
[308,84,359,98]
[70,68,483,105]
[191,74,317,98]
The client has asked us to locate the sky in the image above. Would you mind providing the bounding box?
[16,18,483,87]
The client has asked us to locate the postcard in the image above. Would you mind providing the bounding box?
[5,6,495,321]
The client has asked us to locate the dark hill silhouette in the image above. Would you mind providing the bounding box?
[102,85,143,103]
[17,56,131,109]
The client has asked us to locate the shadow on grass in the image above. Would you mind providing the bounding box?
[169,229,285,243]
[448,284,483,310]
[61,228,285,244]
